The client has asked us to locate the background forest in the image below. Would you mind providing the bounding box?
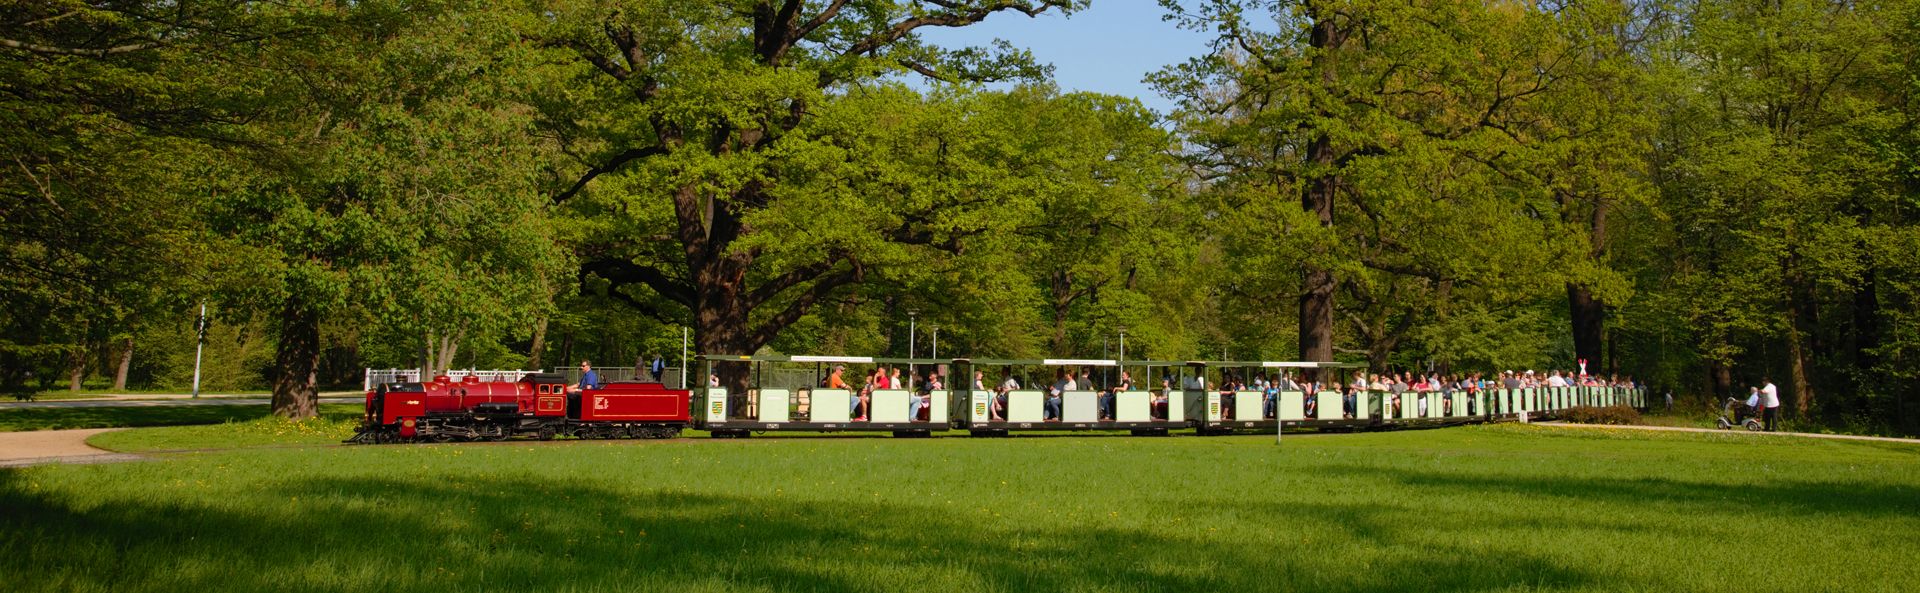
[3,0,1916,434]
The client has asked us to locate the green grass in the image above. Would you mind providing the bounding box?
[3,385,276,399]
[82,404,364,452]
[4,425,1917,592]
[0,403,361,434]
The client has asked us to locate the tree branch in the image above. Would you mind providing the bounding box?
[749,264,864,346]
[0,38,161,56]
[580,258,696,308]
[842,1,1058,57]
[745,257,840,311]
[794,0,853,40]
[551,145,667,205]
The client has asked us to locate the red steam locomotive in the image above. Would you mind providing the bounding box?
[349,373,691,443]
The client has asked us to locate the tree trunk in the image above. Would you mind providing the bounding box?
[527,316,548,371]
[1050,271,1074,355]
[1785,258,1817,418]
[1710,359,1732,401]
[1606,328,1618,377]
[113,336,133,390]
[433,331,460,373]
[67,346,86,392]
[1367,340,1392,374]
[1298,6,1345,368]
[271,302,321,420]
[1568,284,1604,371]
[697,296,760,418]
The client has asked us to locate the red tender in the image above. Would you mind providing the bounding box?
[577,382,691,422]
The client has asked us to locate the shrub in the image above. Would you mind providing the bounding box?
[1561,405,1643,426]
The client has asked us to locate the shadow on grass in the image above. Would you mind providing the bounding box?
[0,404,361,432]
[0,469,1599,593]
[1316,464,1920,518]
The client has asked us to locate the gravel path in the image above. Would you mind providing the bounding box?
[1536,421,1920,444]
[0,428,144,468]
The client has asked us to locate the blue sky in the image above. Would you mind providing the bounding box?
[914,2,1217,114]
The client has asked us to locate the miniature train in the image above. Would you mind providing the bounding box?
[348,372,689,443]
[350,356,1647,443]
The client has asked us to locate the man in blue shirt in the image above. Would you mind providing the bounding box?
[574,361,601,393]
[650,354,665,382]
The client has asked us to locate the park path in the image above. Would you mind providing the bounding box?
[1,396,360,410]
[0,429,143,468]
[1537,422,1920,444]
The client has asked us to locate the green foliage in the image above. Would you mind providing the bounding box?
[1560,405,1646,426]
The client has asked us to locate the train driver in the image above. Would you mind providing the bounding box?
[572,361,601,393]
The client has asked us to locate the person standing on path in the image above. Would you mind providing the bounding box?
[1761,379,1781,432]
[650,354,666,382]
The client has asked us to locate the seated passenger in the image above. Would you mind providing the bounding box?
[1099,371,1130,422]
[993,371,1017,422]
[1219,384,1236,419]
[1046,369,1069,421]
[1303,382,1319,417]
[1152,378,1172,420]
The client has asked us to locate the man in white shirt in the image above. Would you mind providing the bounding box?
[1761,379,1781,432]
[1546,372,1568,388]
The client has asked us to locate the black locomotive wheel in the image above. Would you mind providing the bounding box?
[536,425,556,441]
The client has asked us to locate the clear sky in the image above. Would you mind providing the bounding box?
[914,2,1216,115]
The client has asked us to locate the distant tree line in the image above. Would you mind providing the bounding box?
[2,1,1915,434]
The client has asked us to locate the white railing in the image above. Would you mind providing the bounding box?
[363,367,689,391]
[362,368,540,391]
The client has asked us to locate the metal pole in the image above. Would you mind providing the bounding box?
[191,302,206,398]
[931,327,939,359]
[680,327,688,389]
[908,311,917,386]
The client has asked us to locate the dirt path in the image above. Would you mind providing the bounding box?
[0,429,144,468]
[1536,422,1920,444]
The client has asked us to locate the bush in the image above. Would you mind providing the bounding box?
[1560,405,1643,426]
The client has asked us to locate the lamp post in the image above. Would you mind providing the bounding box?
[907,310,918,385]
[191,302,207,399]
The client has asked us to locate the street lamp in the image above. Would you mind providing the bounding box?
[907,310,918,385]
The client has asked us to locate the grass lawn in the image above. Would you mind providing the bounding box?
[0,403,362,434]
[4,425,1917,592]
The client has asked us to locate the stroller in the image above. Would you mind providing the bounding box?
[1716,397,1764,431]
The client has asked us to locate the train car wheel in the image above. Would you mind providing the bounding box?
[536,426,557,441]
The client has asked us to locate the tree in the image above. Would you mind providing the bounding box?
[0,1,266,394]
[203,2,567,418]
[521,0,1084,394]
[1157,0,1644,375]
